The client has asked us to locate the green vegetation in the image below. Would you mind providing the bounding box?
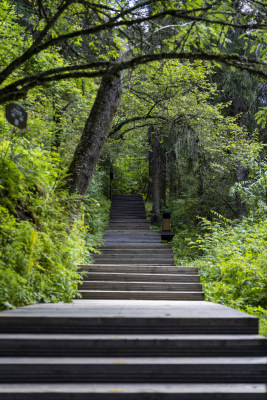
[0,137,110,310]
[175,216,267,336]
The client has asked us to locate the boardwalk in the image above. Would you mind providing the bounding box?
[0,195,266,399]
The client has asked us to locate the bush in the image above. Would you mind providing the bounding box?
[187,216,267,335]
[0,140,110,310]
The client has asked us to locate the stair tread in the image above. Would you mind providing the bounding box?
[80,264,192,268]
[83,273,199,276]
[0,383,265,394]
[0,334,265,340]
[80,290,204,293]
[0,300,256,318]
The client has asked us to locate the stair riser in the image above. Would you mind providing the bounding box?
[91,257,175,266]
[110,214,146,217]
[103,239,161,245]
[80,283,202,291]
[79,292,205,300]
[109,222,149,224]
[0,318,258,334]
[82,274,201,282]
[108,227,150,230]
[1,340,265,357]
[110,217,147,219]
[105,231,161,236]
[94,254,174,257]
[96,254,174,258]
[110,212,146,215]
[97,249,172,253]
[0,392,266,400]
[93,260,175,263]
[103,236,162,240]
[111,209,146,211]
[0,365,265,384]
[105,243,165,246]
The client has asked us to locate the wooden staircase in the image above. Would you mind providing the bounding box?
[79,194,205,301]
[0,194,266,399]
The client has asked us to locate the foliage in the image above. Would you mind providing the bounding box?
[106,130,149,196]
[0,0,266,105]
[0,136,109,311]
[230,158,267,215]
[182,215,267,336]
[110,60,262,222]
[0,139,79,309]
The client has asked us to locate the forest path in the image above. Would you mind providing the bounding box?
[0,195,266,398]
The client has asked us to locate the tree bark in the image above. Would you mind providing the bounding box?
[64,71,123,201]
[168,150,179,198]
[159,139,166,208]
[235,165,249,217]
[150,126,162,225]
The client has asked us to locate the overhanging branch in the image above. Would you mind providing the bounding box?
[0,51,266,104]
[0,2,266,86]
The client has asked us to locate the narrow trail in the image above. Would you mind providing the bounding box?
[0,195,266,399]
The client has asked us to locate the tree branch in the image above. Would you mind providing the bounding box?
[109,115,168,137]
[0,0,75,85]
[0,51,266,104]
[1,3,265,86]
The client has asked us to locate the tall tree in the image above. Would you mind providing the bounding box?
[0,0,266,207]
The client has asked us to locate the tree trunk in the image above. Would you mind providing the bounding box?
[235,165,249,217]
[198,173,205,217]
[148,127,153,200]
[168,150,179,198]
[150,126,161,225]
[159,140,166,208]
[64,71,123,202]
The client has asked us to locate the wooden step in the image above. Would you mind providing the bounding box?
[103,240,163,244]
[108,219,150,223]
[94,254,174,259]
[0,357,265,383]
[0,334,266,357]
[97,249,173,254]
[109,216,147,220]
[103,233,160,237]
[93,255,174,260]
[98,245,171,249]
[108,226,150,230]
[79,265,199,274]
[0,301,259,334]
[104,230,160,235]
[81,272,201,282]
[91,259,175,265]
[79,290,205,300]
[80,281,202,292]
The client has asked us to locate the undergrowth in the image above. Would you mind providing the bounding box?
[0,139,110,310]
[172,215,267,336]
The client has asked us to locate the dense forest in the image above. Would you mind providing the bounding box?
[0,0,266,334]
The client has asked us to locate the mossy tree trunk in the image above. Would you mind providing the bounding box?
[64,71,123,204]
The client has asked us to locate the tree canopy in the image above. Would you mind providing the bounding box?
[0,0,266,105]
